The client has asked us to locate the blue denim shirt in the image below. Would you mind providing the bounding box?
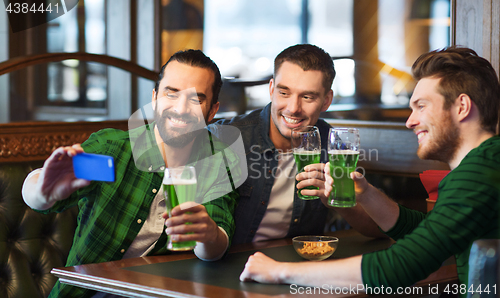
[211,103,331,244]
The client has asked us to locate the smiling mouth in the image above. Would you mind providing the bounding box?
[282,115,303,125]
[168,117,190,127]
[417,131,428,142]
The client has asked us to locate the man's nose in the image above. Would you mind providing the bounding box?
[406,111,418,129]
[173,95,190,115]
[287,96,301,114]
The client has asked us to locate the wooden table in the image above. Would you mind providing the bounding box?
[51,229,458,297]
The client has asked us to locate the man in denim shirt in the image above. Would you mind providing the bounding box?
[212,44,382,244]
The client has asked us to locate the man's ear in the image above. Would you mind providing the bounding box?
[456,93,472,122]
[321,89,334,112]
[152,90,157,111]
[207,102,220,123]
[269,78,275,99]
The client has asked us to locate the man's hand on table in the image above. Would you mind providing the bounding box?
[240,252,365,288]
[240,252,288,284]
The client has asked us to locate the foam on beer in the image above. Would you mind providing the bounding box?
[328,150,359,155]
[162,176,197,185]
[293,148,320,154]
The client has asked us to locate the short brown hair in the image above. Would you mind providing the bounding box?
[155,49,223,105]
[412,46,500,134]
[274,44,336,94]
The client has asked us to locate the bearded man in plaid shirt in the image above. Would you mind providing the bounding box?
[22,49,241,298]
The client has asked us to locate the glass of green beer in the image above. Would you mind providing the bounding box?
[163,166,197,251]
[328,128,360,208]
[291,126,321,200]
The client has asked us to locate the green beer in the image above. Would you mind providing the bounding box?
[163,179,197,251]
[294,150,321,200]
[328,150,359,207]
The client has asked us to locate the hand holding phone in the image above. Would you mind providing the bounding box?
[73,153,115,182]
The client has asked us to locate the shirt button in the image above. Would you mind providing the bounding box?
[120,249,125,253]
[137,219,142,224]
[152,189,157,194]
[294,218,299,223]
[160,166,165,171]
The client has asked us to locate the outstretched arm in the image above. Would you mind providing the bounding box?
[22,144,90,210]
[240,252,364,289]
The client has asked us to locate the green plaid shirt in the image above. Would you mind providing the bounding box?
[39,124,239,298]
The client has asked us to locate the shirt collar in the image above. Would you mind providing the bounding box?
[131,122,165,173]
[257,103,276,153]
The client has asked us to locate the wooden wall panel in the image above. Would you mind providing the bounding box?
[0,120,128,162]
[455,0,500,76]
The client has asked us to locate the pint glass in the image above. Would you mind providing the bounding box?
[163,166,197,251]
[291,126,321,200]
[328,128,360,207]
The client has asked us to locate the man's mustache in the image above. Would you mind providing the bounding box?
[160,110,200,124]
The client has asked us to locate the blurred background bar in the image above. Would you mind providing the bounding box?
[0,0,498,214]
[0,0,460,123]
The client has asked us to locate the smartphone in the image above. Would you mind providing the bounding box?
[73,153,115,182]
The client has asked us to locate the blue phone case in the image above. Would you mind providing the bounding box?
[73,153,115,182]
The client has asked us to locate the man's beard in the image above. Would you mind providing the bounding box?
[154,109,205,148]
[417,111,461,164]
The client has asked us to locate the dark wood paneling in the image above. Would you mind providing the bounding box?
[0,120,129,162]
[455,0,500,76]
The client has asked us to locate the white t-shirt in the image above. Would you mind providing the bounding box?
[253,151,296,242]
[123,187,166,258]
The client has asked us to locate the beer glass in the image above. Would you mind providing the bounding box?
[291,126,321,200]
[328,128,360,207]
[163,166,197,251]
